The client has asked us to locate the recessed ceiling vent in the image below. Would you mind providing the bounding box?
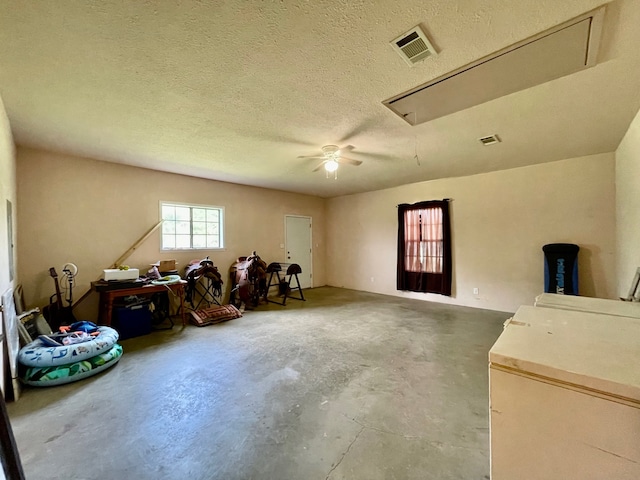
[390,26,437,67]
[479,135,501,146]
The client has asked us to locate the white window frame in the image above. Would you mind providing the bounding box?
[159,201,225,251]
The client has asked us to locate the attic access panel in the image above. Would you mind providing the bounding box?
[384,6,605,126]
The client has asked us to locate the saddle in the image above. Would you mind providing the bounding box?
[184,257,223,307]
[229,251,267,307]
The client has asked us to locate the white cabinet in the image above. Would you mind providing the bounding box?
[489,305,640,479]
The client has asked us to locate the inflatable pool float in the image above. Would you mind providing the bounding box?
[18,326,119,367]
[21,344,123,387]
[151,274,182,285]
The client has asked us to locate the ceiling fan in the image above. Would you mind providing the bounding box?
[297,145,363,174]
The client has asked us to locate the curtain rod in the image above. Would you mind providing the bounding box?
[396,198,452,207]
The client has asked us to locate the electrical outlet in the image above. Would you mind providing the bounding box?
[370,277,375,283]
[473,287,479,295]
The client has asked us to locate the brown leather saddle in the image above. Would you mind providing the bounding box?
[229,252,267,307]
[184,257,223,308]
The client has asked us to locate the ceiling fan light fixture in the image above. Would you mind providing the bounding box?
[321,145,340,156]
[324,159,339,172]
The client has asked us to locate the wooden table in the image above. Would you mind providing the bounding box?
[92,280,187,326]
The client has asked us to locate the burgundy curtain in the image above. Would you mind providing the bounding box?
[397,200,452,295]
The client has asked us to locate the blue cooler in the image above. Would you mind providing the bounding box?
[113,301,152,340]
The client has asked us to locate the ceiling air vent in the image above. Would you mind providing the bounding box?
[390,26,437,67]
[479,135,501,146]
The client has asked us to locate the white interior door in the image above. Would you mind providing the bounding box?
[285,215,312,289]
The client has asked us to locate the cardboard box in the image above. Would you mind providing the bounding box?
[159,260,177,272]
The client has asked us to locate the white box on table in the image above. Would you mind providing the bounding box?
[103,268,139,281]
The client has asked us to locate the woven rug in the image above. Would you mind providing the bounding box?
[190,304,243,327]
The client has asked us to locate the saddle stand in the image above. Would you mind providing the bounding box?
[190,276,222,310]
[185,261,223,310]
[265,262,306,306]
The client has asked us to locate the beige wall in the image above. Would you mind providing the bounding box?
[0,94,17,398]
[326,154,616,313]
[14,145,621,318]
[615,106,640,297]
[16,147,326,321]
[0,96,16,291]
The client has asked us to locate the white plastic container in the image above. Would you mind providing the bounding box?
[103,268,139,281]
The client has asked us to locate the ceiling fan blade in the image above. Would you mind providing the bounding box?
[337,116,379,143]
[297,154,324,159]
[339,145,355,153]
[312,161,327,172]
[338,157,363,166]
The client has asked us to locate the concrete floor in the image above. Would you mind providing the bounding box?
[7,287,510,480]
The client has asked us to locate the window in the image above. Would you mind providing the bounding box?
[397,200,452,295]
[404,206,443,273]
[160,202,224,250]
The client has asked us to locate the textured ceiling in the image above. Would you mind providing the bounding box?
[1,0,640,198]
